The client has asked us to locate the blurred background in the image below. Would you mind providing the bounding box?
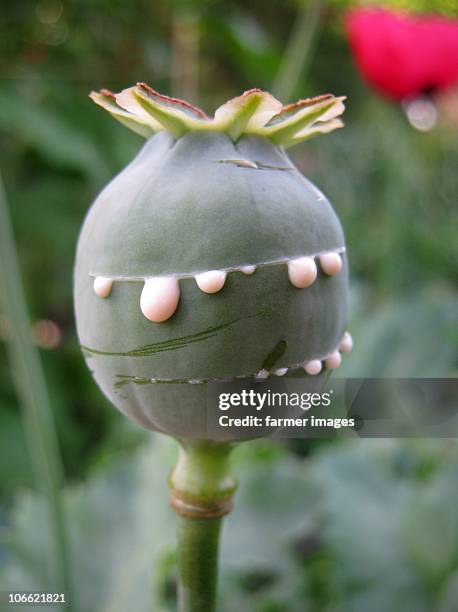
[0,1,457,610]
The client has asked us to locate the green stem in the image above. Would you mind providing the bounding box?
[0,172,72,604]
[272,0,325,102]
[177,516,222,612]
[170,441,237,612]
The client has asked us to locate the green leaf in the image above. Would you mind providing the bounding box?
[339,288,458,378]
[224,441,321,572]
[310,441,434,611]
[403,458,458,585]
[312,441,410,583]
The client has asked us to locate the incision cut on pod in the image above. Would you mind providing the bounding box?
[91,249,345,323]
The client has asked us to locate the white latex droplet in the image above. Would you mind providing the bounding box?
[304,360,322,376]
[93,276,113,298]
[319,252,342,276]
[256,369,269,379]
[195,270,227,294]
[140,277,180,323]
[287,257,317,288]
[241,265,256,275]
[339,331,353,353]
[274,367,288,376]
[325,351,342,369]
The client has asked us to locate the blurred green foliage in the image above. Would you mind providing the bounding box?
[0,0,457,609]
[3,436,458,611]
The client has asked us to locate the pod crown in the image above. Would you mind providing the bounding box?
[90,83,346,148]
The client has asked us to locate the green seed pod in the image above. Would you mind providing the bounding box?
[74,84,353,440]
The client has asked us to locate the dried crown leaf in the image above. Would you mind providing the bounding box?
[90,83,346,146]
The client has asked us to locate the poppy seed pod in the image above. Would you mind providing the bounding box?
[74,84,352,440]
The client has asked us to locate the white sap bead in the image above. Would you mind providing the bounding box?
[256,369,269,379]
[241,265,256,275]
[325,351,342,369]
[274,367,288,376]
[304,360,322,376]
[319,252,342,276]
[287,257,317,288]
[339,331,353,353]
[195,270,227,294]
[93,276,113,298]
[140,277,180,323]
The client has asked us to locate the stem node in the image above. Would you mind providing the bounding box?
[169,440,236,612]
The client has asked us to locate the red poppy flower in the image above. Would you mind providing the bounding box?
[345,8,458,101]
